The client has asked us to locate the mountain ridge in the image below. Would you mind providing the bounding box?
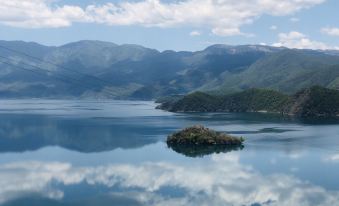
[0,40,339,99]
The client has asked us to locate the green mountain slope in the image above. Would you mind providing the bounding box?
[158,86,339,118]
[158,89,291,113]
[203,49,339,94]
[288,86,339,117]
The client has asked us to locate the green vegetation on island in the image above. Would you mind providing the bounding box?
[167,125,245,146]
[158,86,339,118]
[166,126,244,157]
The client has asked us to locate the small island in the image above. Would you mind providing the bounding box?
[167,125,244,146]
[166,126,244,157]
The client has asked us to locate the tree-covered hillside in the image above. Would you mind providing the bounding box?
[288,86,339,117]
[158,86,339,118]
[158,89,291,113]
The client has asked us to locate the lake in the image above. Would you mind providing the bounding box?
[0,100,339,206]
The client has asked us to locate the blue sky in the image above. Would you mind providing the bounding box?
[0,0,338,51]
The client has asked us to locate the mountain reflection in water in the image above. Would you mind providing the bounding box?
[0,114,163,153]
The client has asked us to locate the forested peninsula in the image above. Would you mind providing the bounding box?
[157,86,339,118]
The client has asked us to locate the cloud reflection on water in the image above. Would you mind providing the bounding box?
[1,154,339,206]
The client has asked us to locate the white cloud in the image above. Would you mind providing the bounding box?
[290,17,300,22]
[270,25,278,30]
[321,27,339,36]
[189,30,201,36]
[324,154,339,162]
[273,31,339,50]
[0,0,88,28]
[0,0,327,36]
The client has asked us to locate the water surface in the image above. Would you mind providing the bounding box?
[0,100,339,206]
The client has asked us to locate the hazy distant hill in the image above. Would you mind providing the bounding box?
[202,49,339,94]
[0,40,338,99]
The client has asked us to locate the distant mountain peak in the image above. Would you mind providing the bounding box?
[60,40,118,49]
[204,44,281,54]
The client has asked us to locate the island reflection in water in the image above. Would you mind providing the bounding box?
[167,143,244,157]
[0,100,338,206]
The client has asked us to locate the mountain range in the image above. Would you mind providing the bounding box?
[0,40,339,99]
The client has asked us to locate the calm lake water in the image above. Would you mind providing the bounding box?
[0,100,339,206]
